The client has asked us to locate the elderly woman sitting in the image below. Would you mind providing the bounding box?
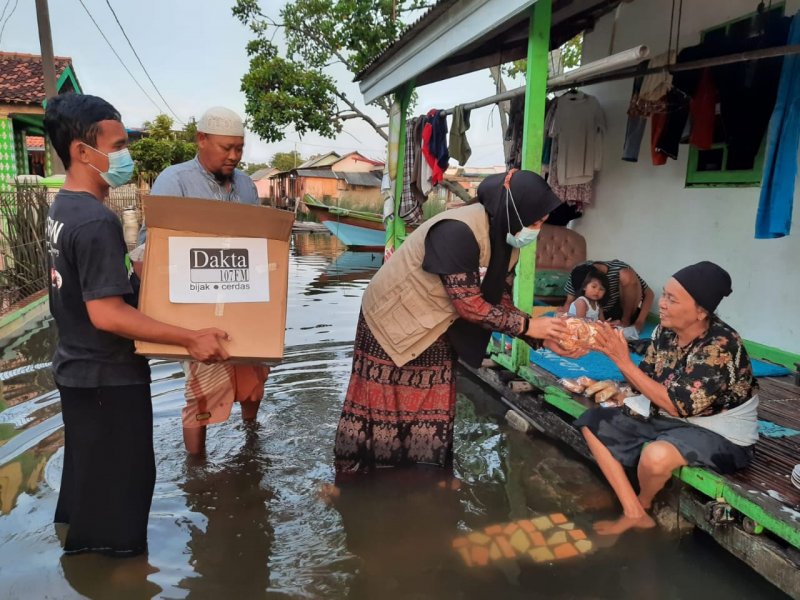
[576,261,759,535]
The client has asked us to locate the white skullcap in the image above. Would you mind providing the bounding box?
[197,106,245,137]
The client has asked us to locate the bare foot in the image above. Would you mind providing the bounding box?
[593,513,656,535]
[318,483,341,506]
[436,478,462,491]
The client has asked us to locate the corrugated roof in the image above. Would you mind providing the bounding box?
[355,0,621,93]
[355,0,458,82]
[0,52,77,105]
[250,167,279,180]
[296,169,339,179]
[341,172,382,187]
[297,152,341,169]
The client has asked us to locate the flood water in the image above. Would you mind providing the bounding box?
[0,232,789,599]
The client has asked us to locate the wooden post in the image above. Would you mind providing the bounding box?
[387,82,414,256]
[511,0,551,371]
[35,0,64,174]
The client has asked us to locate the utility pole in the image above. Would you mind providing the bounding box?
[35,0,64,174]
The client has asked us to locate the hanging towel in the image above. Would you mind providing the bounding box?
[449,105,472,165]
[756,11,800,239]
[399,119,423,225]
[387,100,401,181]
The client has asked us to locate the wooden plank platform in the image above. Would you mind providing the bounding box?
[461,356,800,598]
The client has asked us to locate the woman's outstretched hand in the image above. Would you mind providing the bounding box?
[543,340,588,359]
[526,317,570,342]
[593,323,631,365]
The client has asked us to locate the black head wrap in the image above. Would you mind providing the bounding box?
[477,169,562,304]
[672,261,732,313]
[451,170,561,369]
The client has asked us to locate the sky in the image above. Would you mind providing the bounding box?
[1,0,513,167]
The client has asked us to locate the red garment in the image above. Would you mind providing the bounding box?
[650,112,669,166]
[421,120,444,186]
[689,68,718,150]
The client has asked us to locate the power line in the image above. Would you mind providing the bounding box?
[75,0,165,116]
[0,0,12,26]
[0,0,20,46]
[103,0,184,124]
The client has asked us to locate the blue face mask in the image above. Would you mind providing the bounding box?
[504,186,540,248]
[507,226,540,248]
[84,144,135,188]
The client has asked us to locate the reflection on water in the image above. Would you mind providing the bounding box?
[0,233,789,599]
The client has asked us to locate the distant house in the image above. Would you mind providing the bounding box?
[442,165,507,204]
[0,52,83,188]
[250,166,280,201]
[269,151,384,207]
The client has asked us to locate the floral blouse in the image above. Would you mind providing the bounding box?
[639,317,758,417]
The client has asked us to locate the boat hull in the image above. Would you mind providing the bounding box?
[304,202,386,251]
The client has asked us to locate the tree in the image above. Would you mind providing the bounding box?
[129,115,198,183]
[270,150,304,171]
[232,0,432,143]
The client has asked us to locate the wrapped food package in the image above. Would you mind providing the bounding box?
[584,379,617,397]
[557,318,602,353]
[576,376,596,388]
[559,378,585,394]
[594,386,619,404]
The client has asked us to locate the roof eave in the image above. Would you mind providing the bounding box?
[358,0,536,104]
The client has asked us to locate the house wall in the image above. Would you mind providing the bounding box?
[0,118,17,190]
[301,177,339,200]
[577,0,800,353]
[254,179,271,199]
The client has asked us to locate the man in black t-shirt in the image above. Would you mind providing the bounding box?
[44,93,230,557]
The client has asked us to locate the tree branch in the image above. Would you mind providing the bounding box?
[333,89,389,141]
[439,179,472,203]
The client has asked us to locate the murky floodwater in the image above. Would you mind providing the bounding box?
[0,233,789,599]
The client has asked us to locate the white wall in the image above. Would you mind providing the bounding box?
[575,0,800,354]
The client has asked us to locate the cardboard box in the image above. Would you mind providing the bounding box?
[135,196,294,363]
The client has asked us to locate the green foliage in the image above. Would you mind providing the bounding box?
[503,33,583,80]
[270,151,304,171]
[129,115,198,181]
[232,0,430,143]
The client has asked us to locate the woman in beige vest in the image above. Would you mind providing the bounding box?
[333,170,578,476]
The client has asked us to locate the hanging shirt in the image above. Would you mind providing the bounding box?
[549,92,606,186]
[449,105,472,166]
[756,12,800,239]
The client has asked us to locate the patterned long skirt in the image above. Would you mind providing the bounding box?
[334,313,457,474]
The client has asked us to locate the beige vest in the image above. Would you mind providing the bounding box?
[362,204,519,367]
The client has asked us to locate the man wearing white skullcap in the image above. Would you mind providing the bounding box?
[137,106,268,456]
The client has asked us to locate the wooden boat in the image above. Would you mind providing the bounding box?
[301,194,386,251]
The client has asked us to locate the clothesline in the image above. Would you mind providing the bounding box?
[432,43,800,117]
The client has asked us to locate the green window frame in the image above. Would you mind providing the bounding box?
[685,3,784,188]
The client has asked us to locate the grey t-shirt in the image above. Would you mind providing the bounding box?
[47,190,150,387]
[137,157,258,244]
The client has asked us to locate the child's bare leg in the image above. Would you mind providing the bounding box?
[183,426,206,455]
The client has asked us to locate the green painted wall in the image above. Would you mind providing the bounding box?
[0,118,17,191]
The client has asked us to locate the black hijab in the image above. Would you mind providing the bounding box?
[451,170,561,368]
[477,169,562,303]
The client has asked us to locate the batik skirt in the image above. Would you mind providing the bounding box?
[334,313,457,474]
